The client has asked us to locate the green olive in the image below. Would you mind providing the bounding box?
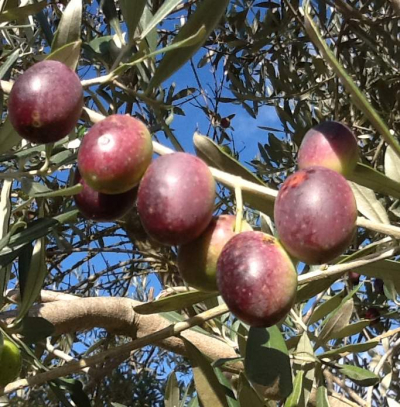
[0,339,22,387]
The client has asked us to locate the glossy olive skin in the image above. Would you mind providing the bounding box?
[77,115,153,194]
[298,121,359,176]
[137,153,215,246]
[348,271,360,285]
[73,170,137,222]
[217,231,297,327]
[0,339,22,387]
[274,166,357,265]
[8,60,83,143]
[178,215,252,292]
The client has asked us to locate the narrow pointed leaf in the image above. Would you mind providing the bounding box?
[46,40,82,70]
[316,386,330,407]
[350,183,389,224]
[350,162,400,200]
[284,370,304,407]
[0,117,22,155]
[147,0,229,90]
[165,372,180,407]
[119,0,146,40]
[0,49,20,80]
[52,0,82,52]
[237,373,264,407]
[308,291,345,324]
[320,339,379,359]
[140,0,184,40]
[183,338,229,407]
[329,320,370,340]
[13,237,47,325]
[134,291,217,314]
[338,365,379,387]
[245,326,292,400]
[0,1,47,23]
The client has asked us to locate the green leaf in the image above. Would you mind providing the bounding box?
[52,0,82,53]
[160,311,212,337]
[119,0,146,40]
[0,48,20,80]
[140,0,183,40]
[296,277,337,303]
[284,370,304,407]
[316,386,330,407]
[147,0,229,91]
[308,291,345,325]
[350,182,389,224]
[22,178,83,198]
[317,299,354,344]
[292,332,315,407]
[320,339,379,359]
[245,326,293,400]
[46,41,82,70]
[0,1,47,23]
[237,373,265,407]
[212,365,239,407]
[11,317,55,344]
[384,146,400,182]
[194,134,275,216]
[0,180,12,305]
[304,2,400,159]
[100,0,124,45]
[338,365,380,387]
[134,291,217,314]
[0,117,22,155]
[13,237,47,325]
[165,372,180,407]
[350,162,400,200]
[183,338,229,407]
[328,320,370,340]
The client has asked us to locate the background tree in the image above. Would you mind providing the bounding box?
[1,0,400,406]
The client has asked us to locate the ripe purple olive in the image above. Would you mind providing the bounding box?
[8,60,83,144]
[298,121,359,176]
[374,278,384,294]
[348,272,360,285]
[217,231,297,327]
[274,166,357,264]
[178,215,252,292]
[73,170,137,222]
[77,115,153,194]
[137,152,216,246]
[365,308,380,325]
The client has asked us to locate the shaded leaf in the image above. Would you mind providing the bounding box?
[119,0,146,40]
[385,146,400,182]
[237,373,264,407]
[141,0,184,40]
[165,372,180,407]
[183,339,229,407]
[316,386,330,407]
[320,339,379,359]
[284,370,304,407]
[0,117,22,155]
[46,41,82,70]
[13,237,47,325]
[0,49,20,80]
[329,320,370,340]
[245,326,292,400]
[338,365,379,387]
[52,0,82,52]
[317,299,354,344]
[134,291,217,314]
[147,0,229,90]
[0,1,47,23]
[11,317,55,344]
[308,291,345,325]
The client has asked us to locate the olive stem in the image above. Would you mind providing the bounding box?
[234,180,243,233]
